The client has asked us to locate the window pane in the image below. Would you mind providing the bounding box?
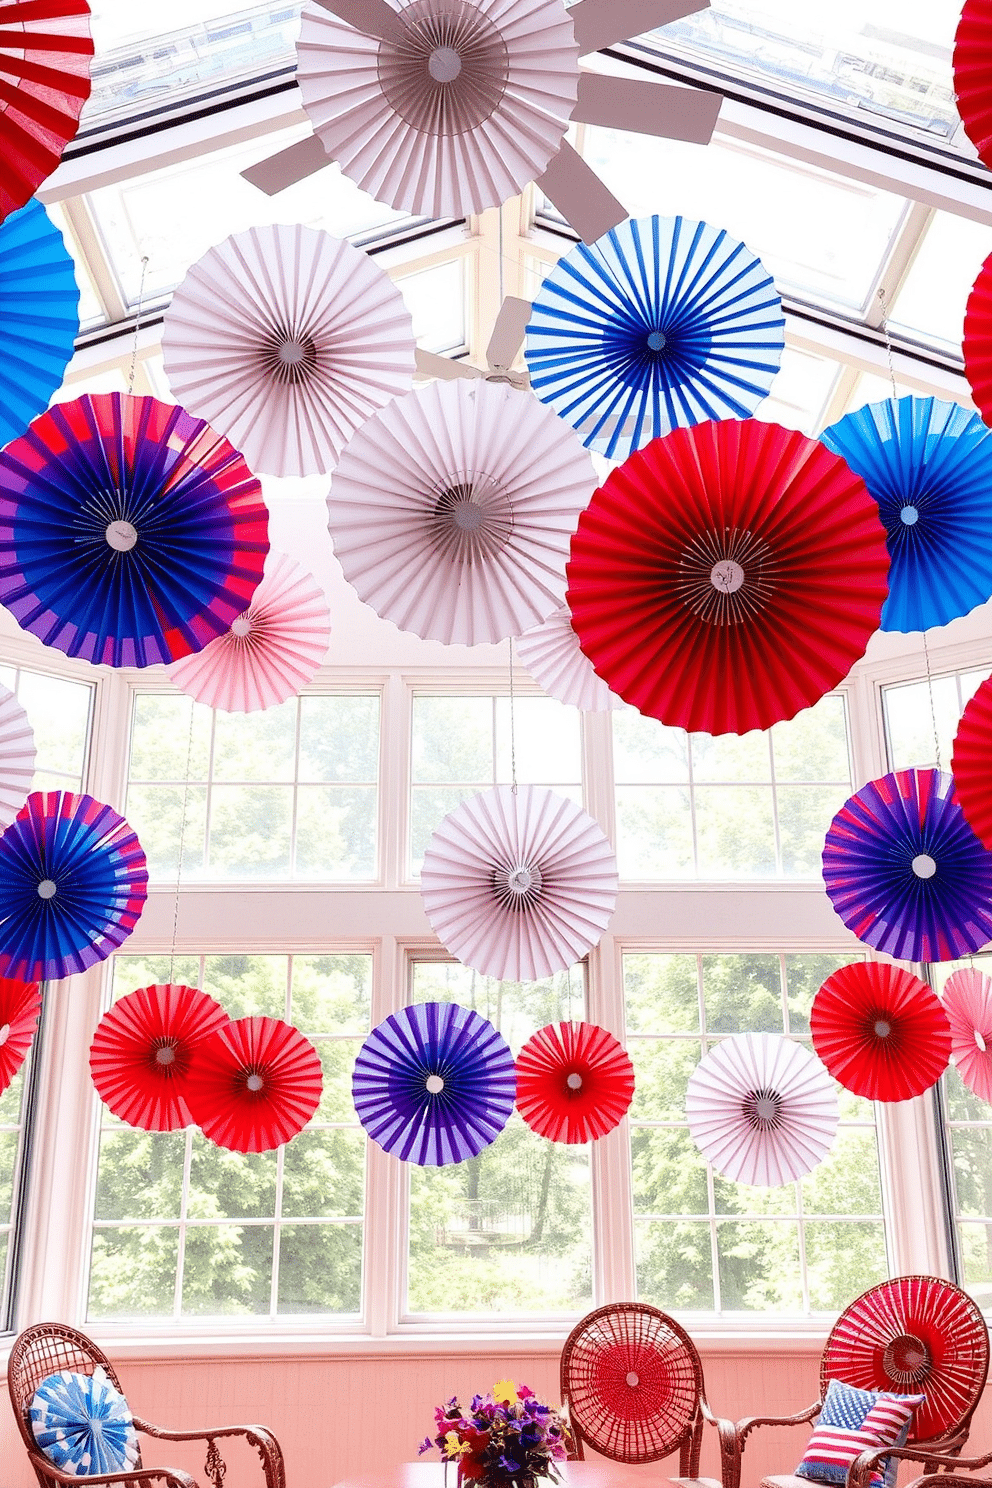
[412,697,493,783]
[89,1226,180,1318]
[299,697,380,782]
[212,706,297,782]
[182,1225,274,1316]
[277,1223,362,1314]
[615,786,694,878]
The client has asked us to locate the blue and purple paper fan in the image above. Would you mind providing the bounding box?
[524,214,785,460]
[352,1001,516,1166]
[0,197,80,448]
[821,396,992,633]
[822,769,992,962]
[0,791,148,982]
[0,392,269,668]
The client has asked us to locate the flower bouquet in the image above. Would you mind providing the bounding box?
[419,1381,571,1488]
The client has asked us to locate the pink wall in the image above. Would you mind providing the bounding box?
[3,1345,990,1488]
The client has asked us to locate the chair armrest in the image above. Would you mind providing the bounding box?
[131,1420,285,1488]
[27,1448,196,1488]
[698,1399,820,1488]
[848,1444,992,1488]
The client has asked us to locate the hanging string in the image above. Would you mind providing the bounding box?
[922,629,942,774]
[497,200,505,312]
[876,286,899,403]
[508,635,518,794]
[169,700,197,985]
[128,256,150,395]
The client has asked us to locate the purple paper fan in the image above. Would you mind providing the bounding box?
[822,768,992,962]
[352,1001,516,1166]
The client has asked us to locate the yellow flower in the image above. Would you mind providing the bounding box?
[444,1433,470,1457]
[492,1380,517,1405]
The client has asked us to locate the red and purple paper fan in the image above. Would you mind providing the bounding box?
[952,675,992,852]
[515,1022,634,1144]
[811,962,951,1102]
[942,968,992,1106]
[89,983,230,1132]
[822,769,992,963]
[955,0,992,170]
[0,791,148,982]
[566,419,889,735]
[186,1015,323,1153]
[0,976,41,1095]
[0,393,269,668]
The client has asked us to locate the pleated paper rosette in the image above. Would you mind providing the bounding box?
[296,0,579,218]
[0,684,35,831]
[822,769,992,963]
[0,976,41,1095]
[811,962,951,1102]
[352,1000,516,1165]
[955,0,992,170]
[0,0,93,223]
[162,223,416,477]
[941,967,992,1105]
[420,785,618,982]
[0,393,269,668]
[0,792,148,982]
[186,1016,323,1153]
[327,379,596,645]
[820,396,992,633]
[952,674,992,852]
[964,250,992,423]
[517,606,624,712]
[0,198,80,447]
[525,214,785,460]
[566,418,890,735]
[89,983,230,1132]
[167,552,330,713]
[515,1021,634,1143]
[686,1032,839,1187]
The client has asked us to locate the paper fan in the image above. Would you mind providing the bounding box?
[420,785,618,982]
[685,1032,839,1187]
[0,684,35,831]
[327,379,596,645]
[964,251,992,423]
[517,606,624,712]
[515,1021,633,1143]
[0,393,269,668]
[822,769,992,963]
[89,983,230,1132]
[185,1016,323,1153]
[0,792,147,982]
[952,674,992,851]
[566,418,889,735]
[525,214,784,460]
[955,0,992,170]
[166,552,330,712]
[0,977,41,1095]
[820,397,992,633]
[352,1000,515,1165]
[941,968,992,1105]
[0,0,93,223]
[0,198,80,447]
[811,962,951,1102]
[161,223,416,478]
[295,0,579,219]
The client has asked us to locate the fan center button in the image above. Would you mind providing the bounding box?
[912,853,937,878]
[626,1372,640,1388]
[428,46,462,82]
[106,520,138,552]
[426,1074,445,1094]
[37,879,57,899]
[711,560,745,594]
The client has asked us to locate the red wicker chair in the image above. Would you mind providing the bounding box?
[560,1302,722,1484]
[716,1276,989,1488]
[7,1321,286,1488]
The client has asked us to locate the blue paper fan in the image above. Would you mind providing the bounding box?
[524,215,785,459]
[31,1368,139,1476]
[0,197,79,447]
[352,1001,515,1166]
[821,396,992,633]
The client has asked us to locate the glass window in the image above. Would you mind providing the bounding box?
[0,665,93,795]
[126,691,380,882]
[0,1034,39,1329]
[625,951,884,1314]
[396,260,467,354]
[88,952,370,1321]
[882,668,987,772]
[889,212,992,353]
[406,960,591,1316]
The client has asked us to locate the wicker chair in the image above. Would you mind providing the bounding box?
[560,1302,722,1485]
[716,1276,990,1488]
[7,1321,286,1488]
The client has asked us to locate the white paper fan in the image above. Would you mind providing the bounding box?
[0,685,34,830]
[326,379,597,645]
[161,223,416,477]
[517,605,625,712]
[167,552,331,712]
[420,784,618,981]
[686,1033,839,1187]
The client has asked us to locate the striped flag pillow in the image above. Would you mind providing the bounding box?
[795,1379,925,1488]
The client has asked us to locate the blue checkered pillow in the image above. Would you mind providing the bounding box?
[30,1367,139,1477]
[796,1379,924,1488]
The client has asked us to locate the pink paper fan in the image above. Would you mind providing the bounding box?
[517,606,625,712]
[166,551,330,712]
[0,977,41,1095]
[942,967,992,1104]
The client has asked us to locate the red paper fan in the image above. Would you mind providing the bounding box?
[515,1022,634,1143]
[952,674,992,852]
[964,253,992,424]
[955,0,992,170]
[0,976,41,1094]
[566,419,889,735]
[185,1016,323,1153]
[811,962,951,1102]
[89,983,229,1132]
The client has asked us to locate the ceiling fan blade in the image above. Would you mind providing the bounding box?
[485,297,533,370]
[570,0,709,54]
[242,134,330,195]
[415,348,485,381]
[535,141,627,245]
[574,71,721,144]
[314,0,404,40]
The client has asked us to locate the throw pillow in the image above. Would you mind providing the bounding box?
[795,1378,925,1488]
[30,1366,140,1477]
